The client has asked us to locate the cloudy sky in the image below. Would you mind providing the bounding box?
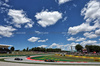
[0,0,100,51]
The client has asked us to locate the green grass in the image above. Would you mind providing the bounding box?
[30,55,99,62]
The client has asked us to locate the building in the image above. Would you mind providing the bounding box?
[0,44,12,53]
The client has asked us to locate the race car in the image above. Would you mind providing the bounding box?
[14,58,23,61]
[44,59,57,62]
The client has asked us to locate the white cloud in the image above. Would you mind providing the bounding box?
[35,31,41,34]
[95,29,100,35]
[0,0,10,7]
[25,22,34,28]
[80,40,97,47]
[68,0,100,35]
[84,32,98,39]
[62,17,67,22]
[0,0,10,13]
[81,0,100,23]
[68,23,97,35]
[8,9,34,28]
[5,0,9,3]
[0,26,16,37]
[49,42,78,50]
[28,37,40,42]
[28,37,48,43]
[49,42,100,50]
[73,4,77,7]
[57,0,71,4]
[67,37,86,42]
[49,43,64,49]
[35,31,48,34]
[67,37,76,41]
[2,3,10,7]
[76,37,86,42]
[35,10,62,27]
[38,45,48,48]
[64,42,78,51]
[38,39,48,42]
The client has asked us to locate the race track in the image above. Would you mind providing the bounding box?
[1,61,100,66]
[3,55,100,65]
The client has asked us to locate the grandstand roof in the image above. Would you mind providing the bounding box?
[0,44,12,48]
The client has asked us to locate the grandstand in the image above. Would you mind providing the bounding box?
[0,44,12,53]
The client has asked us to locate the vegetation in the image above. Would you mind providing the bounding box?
[22,49,26,51]
[26,47,29,51]
[30,55,97,62]
[75,44,83,52]
[85,45,100,52]
[10,46,15,51]
[24,47,61,52]
[75,44,100,53]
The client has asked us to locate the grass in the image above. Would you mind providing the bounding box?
[30,55,99,62]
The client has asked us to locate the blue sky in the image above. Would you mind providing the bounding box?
[0,0,100,51]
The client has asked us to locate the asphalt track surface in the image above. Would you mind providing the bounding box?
[0,55,100,66]
[0,61,100,66]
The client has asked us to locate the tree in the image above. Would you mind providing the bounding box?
[28,47,61,52]
[75,44,83,52]
[85,45,100,52]
[26,47,29,51]
[23,48,26,51]
[10,46,15,51]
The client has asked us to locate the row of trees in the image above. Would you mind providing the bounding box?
[85,45,100,52]
[10,46,61,52]
[10,45,100,53]
[23,47,61,52]
[75,44,100,52]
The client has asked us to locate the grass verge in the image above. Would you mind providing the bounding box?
[30,55,99,62]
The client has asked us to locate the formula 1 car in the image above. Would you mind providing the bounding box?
[44,59,57,62]
[14,58,23,61]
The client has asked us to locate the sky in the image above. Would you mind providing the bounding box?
[0,0,100,51]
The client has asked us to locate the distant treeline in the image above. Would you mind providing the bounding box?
[85,45,100,52]
[75,44,100,52]
[22,47,61,52]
